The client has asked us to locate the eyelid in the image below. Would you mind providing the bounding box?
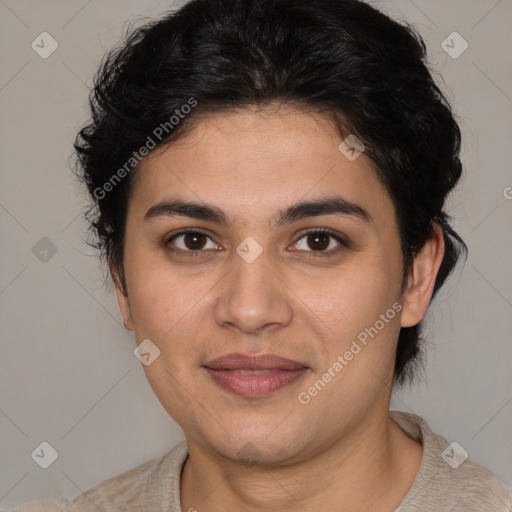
[292,227,348,255]
[165,227,212,243]
[295,227,347,243]
[165,227,348,255]
[165,228,219,253]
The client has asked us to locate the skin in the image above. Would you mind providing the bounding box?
[114,103,444,512]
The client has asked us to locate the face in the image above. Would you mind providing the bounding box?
[116,104,415,465]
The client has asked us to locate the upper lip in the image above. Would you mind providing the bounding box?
[203,353,308,371]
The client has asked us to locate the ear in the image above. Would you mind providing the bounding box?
[115,285,133,331]
[110,258,133,331]
[400,222,445,328]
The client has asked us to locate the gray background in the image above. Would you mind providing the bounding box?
[1,0,511,508]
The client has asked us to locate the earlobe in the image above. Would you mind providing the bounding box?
[110,260,133,331]
[400,223,445,328]
[115,284,133,331]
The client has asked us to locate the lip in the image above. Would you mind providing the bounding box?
[203,353,309,397]
[204,353,307,370]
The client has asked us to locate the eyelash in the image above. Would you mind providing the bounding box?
[165,227,348,258]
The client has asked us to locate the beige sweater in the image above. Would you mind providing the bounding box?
[10,411,511,511]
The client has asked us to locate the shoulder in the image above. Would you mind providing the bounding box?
[391,410,512,512]
[438,447,512,511]
[9,440,189,511]
[67,440,188,510]
[9,498,69,511]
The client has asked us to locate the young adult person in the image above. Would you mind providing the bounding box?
[12,0,511,510]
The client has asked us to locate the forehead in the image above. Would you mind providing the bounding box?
[128,105,395,229]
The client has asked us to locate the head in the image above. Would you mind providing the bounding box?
[74,0,467,464]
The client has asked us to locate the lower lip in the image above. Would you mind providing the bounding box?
[204,368,308,397]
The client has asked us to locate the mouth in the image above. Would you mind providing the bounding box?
[202,353,309,397]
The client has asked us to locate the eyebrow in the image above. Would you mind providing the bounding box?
[143,196,372,227]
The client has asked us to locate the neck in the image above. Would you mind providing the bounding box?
[180,410,422,512]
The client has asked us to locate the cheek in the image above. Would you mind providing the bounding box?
[302,254,403,399]
[140,362,199,434]
[307,254,402,336]
[301,280,401,426]
[132,285,205,363]
[125,249,200,336]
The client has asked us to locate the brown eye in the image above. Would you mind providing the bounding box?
[182,233,207,250]
[306,232,330,251]
[167,230,218,252]
[292,229,347,254]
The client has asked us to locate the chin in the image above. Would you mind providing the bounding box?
[202,426,307,467]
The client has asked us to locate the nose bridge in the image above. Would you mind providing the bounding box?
[213,244,292,333]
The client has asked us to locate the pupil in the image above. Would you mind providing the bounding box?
[308,232,329,250]
[182,233,330,251]
[185,233,205,250]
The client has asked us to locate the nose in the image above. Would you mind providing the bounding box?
[213,247,293,335]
